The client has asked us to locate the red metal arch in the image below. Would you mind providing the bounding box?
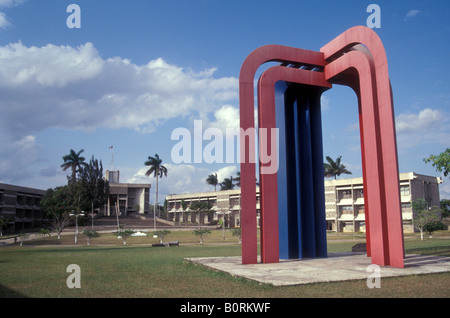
[239,26,405,268]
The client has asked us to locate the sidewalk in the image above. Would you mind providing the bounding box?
[186,252,450,286]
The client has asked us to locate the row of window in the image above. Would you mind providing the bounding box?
[337,185,410,201]
[339,202,412,216]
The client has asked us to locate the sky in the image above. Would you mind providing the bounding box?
[0,0,449,202]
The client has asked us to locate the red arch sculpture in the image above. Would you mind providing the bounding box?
[239,26,405,268]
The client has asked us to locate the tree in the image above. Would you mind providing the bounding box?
[424,148,450,178]
[61,149,88,183]
[77,156,109,224]
[232,228,242,243]
[441,199,450,219]
[41,186,74,239]
[113,229,135,245]
[233,171,241,187]
[412,199,440,240]
[206,173,218,191]
[145,154,168,224]
[38,228,51,240]
[153,229,171,243]
[233,170,259,187]
[193,229,211,245]
[82,230,100,246]
[220,176,235,190]
[324,156,352,179]
[190,201,213,228]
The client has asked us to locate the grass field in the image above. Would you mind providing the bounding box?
[0,229,449,299]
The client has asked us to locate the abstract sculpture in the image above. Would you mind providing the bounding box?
[239,26,405,268]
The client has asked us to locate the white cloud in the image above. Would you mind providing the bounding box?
[0,0,25,7]
[209,104,240,131]
[0,41,238,185]
[396,108,442,134]
[0,41,238,137]
[395,108,450,149]
[125,163,239,200]
[0,134,41,183]
[405,9,420,20]
[0,0,25,29]
[0,12,10,29]
[215,165,238,184]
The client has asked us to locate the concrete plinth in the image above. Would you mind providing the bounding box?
[186,252,450,286]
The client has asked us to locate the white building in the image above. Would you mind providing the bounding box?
[324,172,442,233]
[99,170,151,216]
[166,172,442,233]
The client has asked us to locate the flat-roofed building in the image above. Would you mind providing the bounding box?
[166,172,442,233]
[99,170,151,216]
[166,188,259,227]
[324,172,442,233]
[0,183,46,234]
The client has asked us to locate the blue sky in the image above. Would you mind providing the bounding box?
[0,0,449,202]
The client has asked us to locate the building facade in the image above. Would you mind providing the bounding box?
[99,170,151,216]
[0,183,46,234]
[166,172,442,233]
[166,188,257,227]
[325,172,442,233]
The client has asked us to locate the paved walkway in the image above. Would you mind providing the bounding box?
[185,252,450,286]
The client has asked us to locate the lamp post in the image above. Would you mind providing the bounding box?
[69,211,85,244]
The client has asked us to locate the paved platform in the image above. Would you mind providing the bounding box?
[185,252,450,286]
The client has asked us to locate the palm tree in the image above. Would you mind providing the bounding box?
[145,154,168,227]
[233,171,241,187]
[324,156,352,179]
[206,173,218,191]
[220,176,235,190]
[61,149,88,183]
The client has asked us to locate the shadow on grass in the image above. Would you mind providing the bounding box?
[0,284,28,298]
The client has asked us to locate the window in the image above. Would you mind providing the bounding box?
[356,205,365,215]
[401,202,411,212]
[338,190,352,200]
[229,198,240,207]
[341,206,353,214]
[400,185,410,196]
[355,189,364,199]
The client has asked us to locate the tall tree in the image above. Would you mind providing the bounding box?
[77,156,109,221]
[206,173,218,191]
[145,154,168,224]
[220,176,235,190]
[324,156,352,179]
[61,149,88,183]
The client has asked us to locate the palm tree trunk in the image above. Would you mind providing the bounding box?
[154,174,158,229]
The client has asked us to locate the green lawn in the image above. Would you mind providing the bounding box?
[0,230,449,298]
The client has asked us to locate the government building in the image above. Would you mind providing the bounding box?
[99,170,152,216]
[166,172,443,233]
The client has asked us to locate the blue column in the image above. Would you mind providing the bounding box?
[276,83,328,260]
